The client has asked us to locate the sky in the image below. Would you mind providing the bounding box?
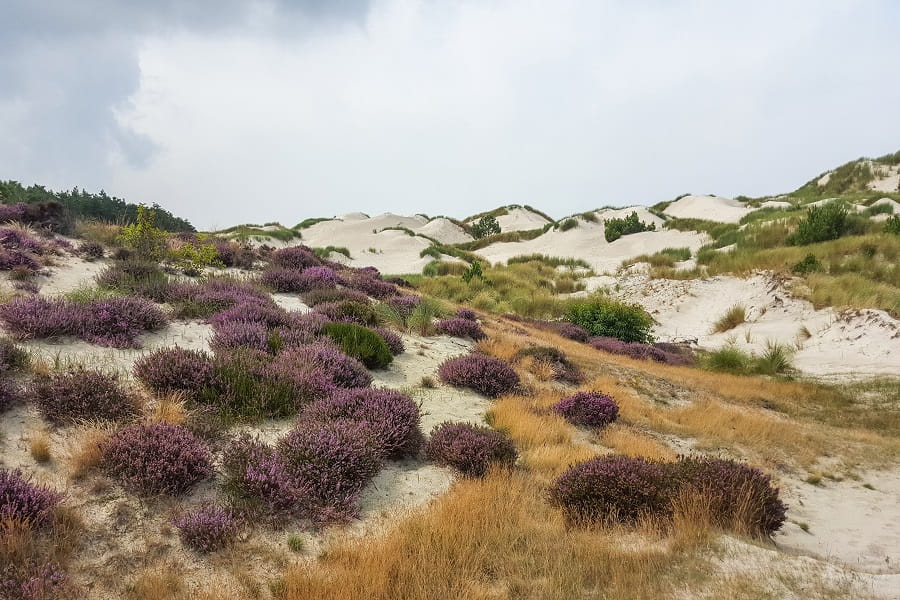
[2,0,899,230]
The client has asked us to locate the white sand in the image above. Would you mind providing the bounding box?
[475,218,706,272]
[491,207,553,232]
[663,194,753,223]
[613,271,900,380]
[417,217,473,244]
[868,163,900,193]
[759,200,793,210]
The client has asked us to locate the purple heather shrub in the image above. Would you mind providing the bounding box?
[200,348,295,419]
[552,391,619,428]
[437,353,520,398]
[78,240,104,260]
[548,455,672,525]
[133,347,215,395]
[12,281,40,294]
[101,422,212,495]
[79,297,167,347]
[0,203,27,223]
[212,239,257,269]
[0,468,62,527]
[30,369,137,424]
[455,308,478,321]
[221,434,303,516]
[277,420,383,523]
[345,274,398,299]
[269,343,372,403]
[270,246,321,270]
[0,338,28,372]
[548,321,590,343]
[0,379,22,413]
[269,326,318,351]
[1,561,69,600]
[260,266,307,293]
[173,504,242,553]
[209,320,270,353]
[207,299,290,331]
[435,317,486,341]
[425,422,517,477]
[358,266,381,277]
[302,287,370,307]
[515,346,583,384]
[0,249,40,271]
[0,297,75,340]
[313,300,379,326]
[169,278,271,318]
[300,266,339,289]
[672,456,787,536]
[372,327,404,356]
[589,337,690,366]
[386,294,422,317]
[302,388,423,459]
[287,311,329,335]
[0,228,49,255]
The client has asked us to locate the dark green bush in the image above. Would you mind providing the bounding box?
[565,299,653,343]
[787,203,848,245]
[791,253,823,275]
[604,211,656,242]
[471,215,501,239]
[461,261,483,283]
[559,218,578,231]
[885,214,900,235]
[322,322,393,369]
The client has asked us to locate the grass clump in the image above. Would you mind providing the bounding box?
[787,203,849,245]
[321,322,393,369]
[712,305,746,333]
[565,297,653,343]
[700,341,794,376]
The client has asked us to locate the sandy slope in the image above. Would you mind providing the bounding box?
[663,195,753,223]
[611,271,900,380]
[490,207,553,232]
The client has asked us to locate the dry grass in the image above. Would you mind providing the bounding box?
[0,508,83,597]
[146,392,189,425]
[712,304,746,333]
[519,444,599,476]
[75,219,122,245]
[28,429,52,463]
[486,396,571,448]
[65,425,112,479]
[475,335,524,363]
[519,355,556,381]
[280,470,704,600]
[600,425,677,462]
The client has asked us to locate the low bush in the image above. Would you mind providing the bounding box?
[344,273,398,299]
[133,347,215,396]
[30,369,137,424]
[455,308,477,321]
[672,456,787,536]
[221,434,302,516]
[199,348,295,419]
[372,327,404,355]
[269,344,372,405]
[302,388,423,459]
[209,320,271,353]
[435,317,486,341]
[95,260,170,301]
[173,505,242,553]
[788,203,848,245]
[701,342,793,376]
[549,455,671,525]
[791,253,823,275]
[101,422,213,495]
[0,468,62,527]
[552,391,618,428]
[303,287,369,307]
[424,422,517,477]
[78,240,104,260]
[278,420,383,523]
[604,211,656,242]
[270,246,321,270]
[546,321,590,342]
[566,298,653,343]
[438,354,520,398]
[314,300,380,327]
[207,299,291,330]
[589,337,693,366]
[884,214,900,235]
[514,346,583,384]
[0,379,22,413]
[559,218,578,231]
[322,323,393,369]
[0,338,28,371]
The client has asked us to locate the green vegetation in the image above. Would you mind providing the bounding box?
[293,217,333,229]
[461,261,483,283]
[506,254,591,269]
[471,215,501,239]
[791,253,822,275]
[312,246,351,259]
[712,305,746,333]
[322,322,393,369]
[453,228,546,251]
[217,224,301,243]
[886,215,900,235]
[604,211,656,242]
[700,342,794,376]
[0,180,194,232]
[559,218,578,231]
[565,297,654,343]
[118,205,169,262]
[787,203,849,245]
[621,247,691,269]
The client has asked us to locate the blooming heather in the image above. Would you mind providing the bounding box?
[302,388,423,459]
[30,369,137,424]
[222,434,304,516]
[0,468,62,527]
[133,347,215,395]
[437,353,519,398]
[435,317,486,341]
[209,320,271,353]
[173,505,242,553]
[372,327,404,356]
[425,422,517,477]
[101,422,212,495]
[269,343,372,403]
[270,246,321,270]
[552,391,619,428]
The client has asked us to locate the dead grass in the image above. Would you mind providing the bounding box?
[519,444,598,476]
[600,425,677,462]
[475,336,524,363]
[28,429,51,463]
[65,425,112,479]
[280,470,706,600]
[146,392,189,425]
[486,396,572,448]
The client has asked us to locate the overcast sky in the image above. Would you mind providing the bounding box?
[2,1,899,229]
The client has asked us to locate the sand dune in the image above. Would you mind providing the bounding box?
[663,194,753,223]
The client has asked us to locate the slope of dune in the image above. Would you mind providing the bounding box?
[663,194,753,223]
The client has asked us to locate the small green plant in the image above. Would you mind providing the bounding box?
[754,341,794,375]
[885,214,900,235]
[407,299,440,336]
[713,305,746,333]
[471,215,501,239]
[461,261,483,283]
[286,534,305,552]
[117,205,168,262]
[862,483,875,490]
[604,211,656,242]
[791,253,823,275]
[559,218,578,232]
[169,242,223,275]
[565,298,653,343]
[787,203,848,245]
[322,322,393,369]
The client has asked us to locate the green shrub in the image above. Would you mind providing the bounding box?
[117,205,168,262]
[168,242,223,275]
[792,253,823,275]
[604,211,656,242]
[787,203,848,245]
[462,261,483,283]
[701,345,754,374]
[559,218,578,232]
[322,322,393,369]
[565,298,653,343]
[471,215,501,239]
[712,305,745,333]
[753,341,794,375]
[885,215,900,235]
